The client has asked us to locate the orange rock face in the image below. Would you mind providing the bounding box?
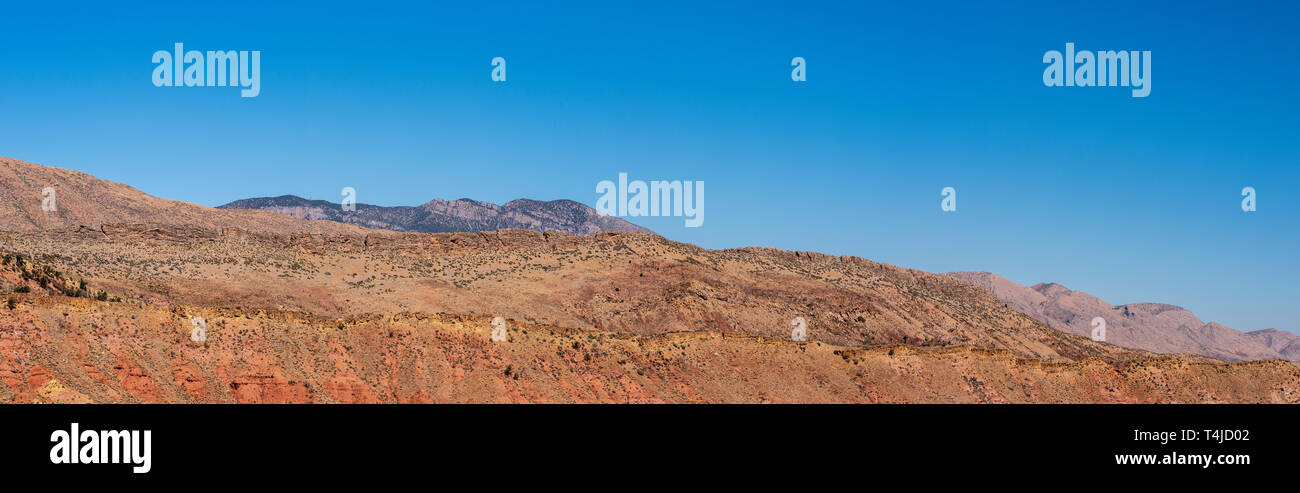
[0,298,1296,404]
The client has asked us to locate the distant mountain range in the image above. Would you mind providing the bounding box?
[948,272,1300,362]
[218,195,651,236]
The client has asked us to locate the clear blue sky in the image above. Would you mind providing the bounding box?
[0,1,1295,334]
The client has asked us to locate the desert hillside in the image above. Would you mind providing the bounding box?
[4,294,1296,404]
[3,224,1137,362]
[5,224,1298,403]
[1245,328,1300,361]
[0,157,366,234]
[948,272,1296,362]
[1,157,1295,403]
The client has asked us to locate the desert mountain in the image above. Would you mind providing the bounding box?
[0,157,366,235]
[1,157,1296,403]
[947,272,1293,362]
[218,194,652,235]
[1245,329,1300,361]
[6,224,1298,403]
[6,224,1130,362]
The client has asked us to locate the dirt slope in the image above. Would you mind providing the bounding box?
[0,157,366,235]
[3,296,1295,404]
[3,224,1138,363]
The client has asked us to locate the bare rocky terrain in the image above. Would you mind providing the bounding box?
[1244,328,1300,361]
[1,157,1297,403]
[0,157,365,235]
[947,271,1298,362]
[218,194,651,235]
[6,295,1297,404]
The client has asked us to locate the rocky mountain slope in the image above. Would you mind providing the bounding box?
[5,224,1132,362]
[947,272,1294,362]
[0,157,364,235]
[218,195,651,235]
[4,295,1296,403]
[1245,329,1300,361]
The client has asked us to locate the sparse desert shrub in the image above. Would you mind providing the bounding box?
[13,286,30,294]
[6,297,15,309]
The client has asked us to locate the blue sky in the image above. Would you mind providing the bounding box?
[0,1,1296,334]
